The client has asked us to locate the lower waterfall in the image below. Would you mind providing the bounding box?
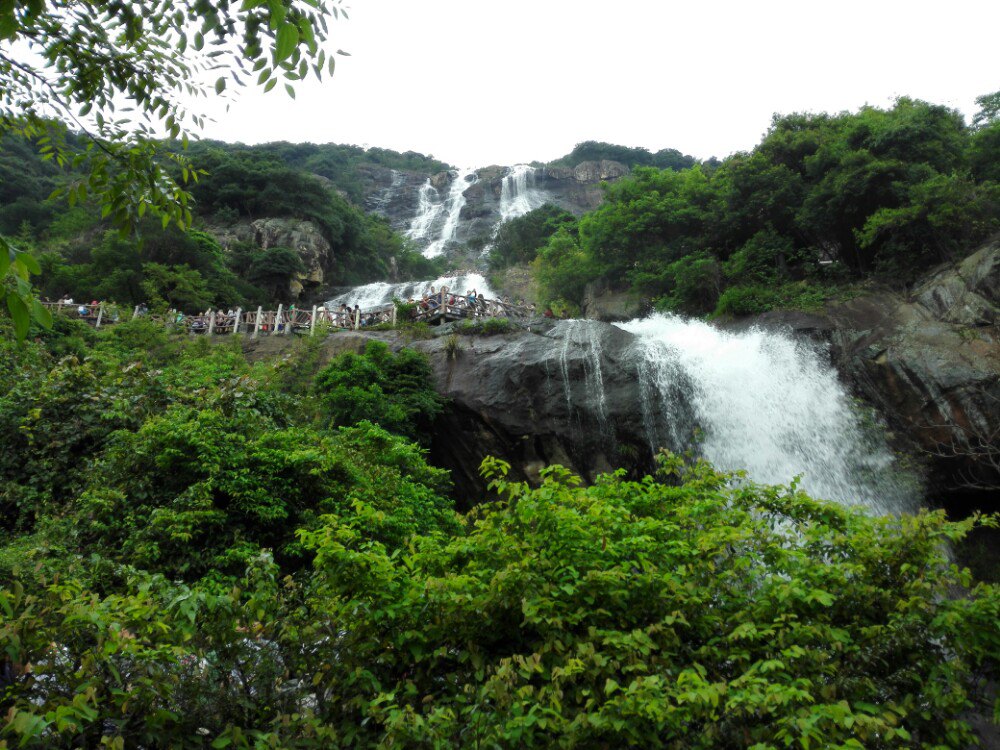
[325,272,495,309]
[618,314,917,514]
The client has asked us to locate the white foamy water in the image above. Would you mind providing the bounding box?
[325,273,495,309]
[423,168,477,258]
[617,314,915,514]
[405,179,444,241]
[499,164,548,223]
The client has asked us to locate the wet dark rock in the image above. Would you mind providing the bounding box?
[313,323,661,503]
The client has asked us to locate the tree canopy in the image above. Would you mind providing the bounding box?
[533,98,1000,315]
[0,0,346,335]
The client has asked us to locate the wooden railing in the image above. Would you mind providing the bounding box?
[40,293,533,337]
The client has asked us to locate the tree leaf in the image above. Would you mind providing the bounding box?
[31,299,53,329]
[16,251,41,275]
[275,23,298,63]
[7,293,29,339]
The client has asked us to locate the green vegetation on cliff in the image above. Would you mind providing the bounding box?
[0,319,997,748]
[549,140,700,172]
[0,136,444,312]
[532,97,1000,315]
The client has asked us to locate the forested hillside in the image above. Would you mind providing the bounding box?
[510,98,1000,316]
[0,137,445,311]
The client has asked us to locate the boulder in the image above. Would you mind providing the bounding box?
[309,323,662,503]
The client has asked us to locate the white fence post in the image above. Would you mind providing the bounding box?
[310,306,317,336]
[253,306,263,338]
[95,304,104,329]
[233,307,242,334]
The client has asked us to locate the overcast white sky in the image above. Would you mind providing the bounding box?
[200,0,1000,168]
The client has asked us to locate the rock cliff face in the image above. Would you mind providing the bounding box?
[209,217,333,299]
[362,161,630,260]
[831,243,999,498]
[239,241,998,508]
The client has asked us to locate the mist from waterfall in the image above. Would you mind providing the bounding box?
[325,272,495,309]
[618,314,916,514]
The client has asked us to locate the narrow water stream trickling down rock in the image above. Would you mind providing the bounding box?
[616,314,919,515]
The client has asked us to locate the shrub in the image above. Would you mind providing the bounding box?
[457,317,513,336]
[314,339,445,442]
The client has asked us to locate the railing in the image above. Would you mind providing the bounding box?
[40,292,534,337]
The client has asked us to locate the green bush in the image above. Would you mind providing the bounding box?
[457,317,513,336]
[314,339,445,443]
[2,455,996,748]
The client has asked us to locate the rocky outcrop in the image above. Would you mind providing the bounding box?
[358,161,630,260]
[538,160,631,213]
[210,218,333,299]
[291,321,660,503]
[581,278,646,322]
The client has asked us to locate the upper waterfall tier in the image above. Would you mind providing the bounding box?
[363,160,632,261]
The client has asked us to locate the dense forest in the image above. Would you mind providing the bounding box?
[492,98,1000,316]
[0,137,445,312]
[1,318,997,747]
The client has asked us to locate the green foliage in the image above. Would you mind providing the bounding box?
[3,451,996,747]
[0,235,52,339]
[488,203,578,270]
[314,340,445,443]
[713,282,833,317]
[245,246,306,301]
[550,140,698,171]
[532,227,595,305]
[1,0,344,237]
[653,251,721,314]
[456,317,514,336]
[532,96,1000,316]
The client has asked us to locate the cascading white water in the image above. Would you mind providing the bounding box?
[325,272,495,309]
[423,168,477,258]
[480,165,551,257]
[499,164,548,223]
[406,180,445,242]
[618,314,916,514]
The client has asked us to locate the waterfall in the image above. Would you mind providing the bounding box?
[618,314,916,514]
[325,272,495,309]
[423,168,477,259]
[499,165,548,223]
[480,165,550,256]
[405,179,445,242]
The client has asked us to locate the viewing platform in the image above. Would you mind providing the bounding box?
[40,293,534,337]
